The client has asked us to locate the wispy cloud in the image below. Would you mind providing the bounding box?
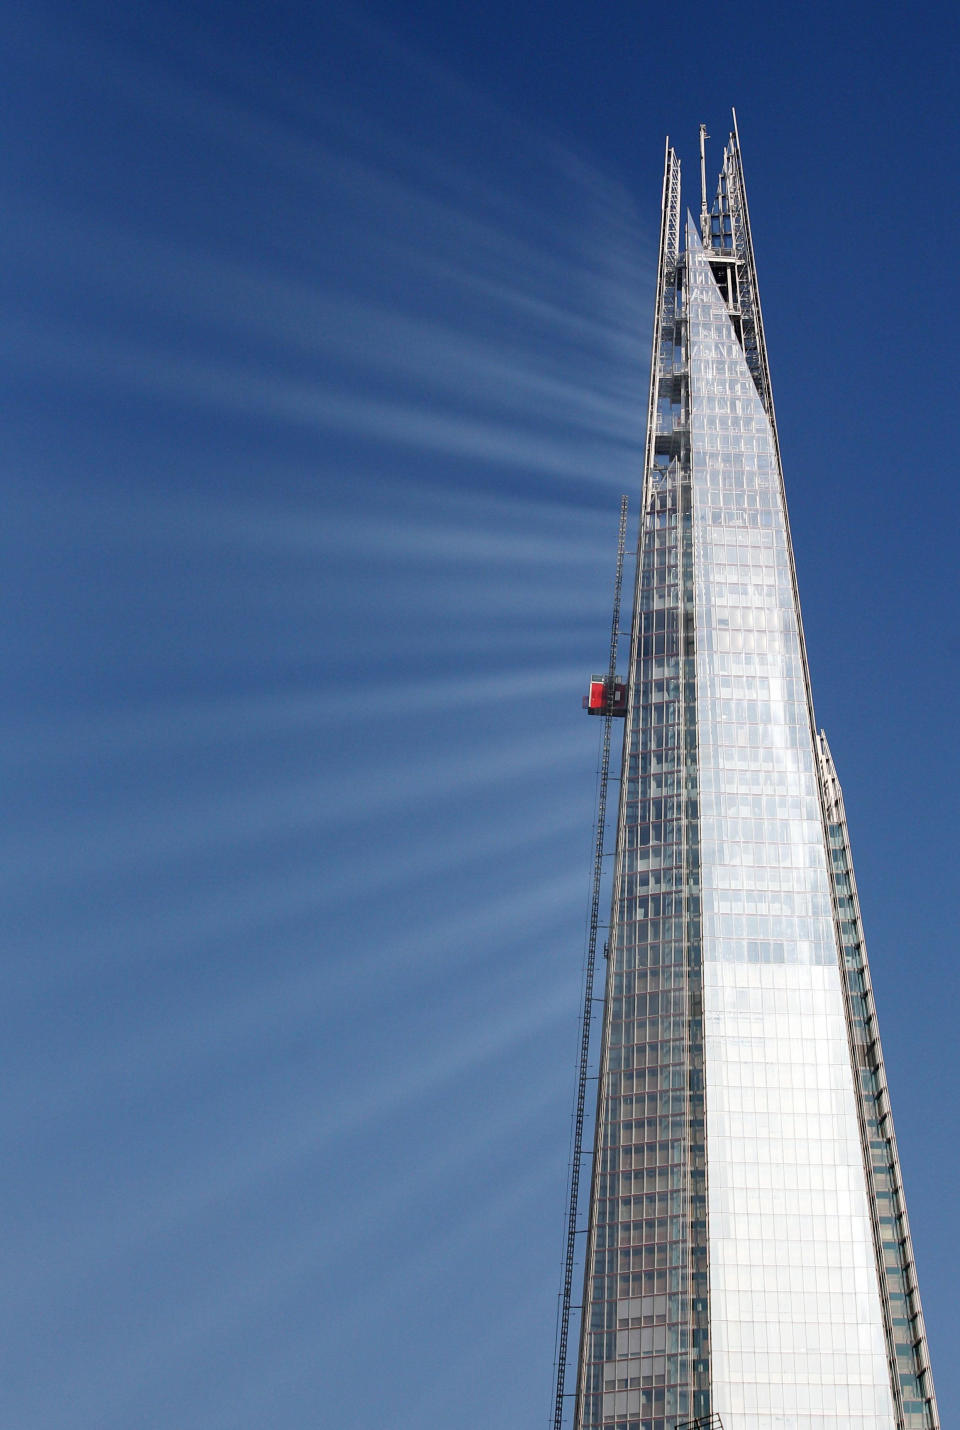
[0,8,646,1430]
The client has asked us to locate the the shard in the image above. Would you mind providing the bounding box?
[571,117,939,1430]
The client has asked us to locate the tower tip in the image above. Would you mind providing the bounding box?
[698,123,710,248]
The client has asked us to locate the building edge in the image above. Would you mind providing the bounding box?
[818,731,940,1430]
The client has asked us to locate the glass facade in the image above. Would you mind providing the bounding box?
[818,733,938,1430]
[573,124,938,1430]
[574,151,708,1430]
[688,221,894,1428]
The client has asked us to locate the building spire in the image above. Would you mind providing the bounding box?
[699,122,710,247]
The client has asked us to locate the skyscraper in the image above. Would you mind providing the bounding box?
[570,117,938,1430]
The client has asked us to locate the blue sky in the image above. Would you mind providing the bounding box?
[3,2,958,1427]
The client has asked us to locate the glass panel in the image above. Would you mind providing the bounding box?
[820,737,938,1430]
[575,164,705,1430]
[686,216,897,1430]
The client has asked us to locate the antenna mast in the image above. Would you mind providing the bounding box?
[699,123,711,247]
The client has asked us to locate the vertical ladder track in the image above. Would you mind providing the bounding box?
[551,494,629,1430]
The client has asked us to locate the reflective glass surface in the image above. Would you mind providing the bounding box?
[820,736,938,1430]
[687,220,896,1429]
[576,180,707,1430]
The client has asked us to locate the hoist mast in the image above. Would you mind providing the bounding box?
[551,494,629,1430]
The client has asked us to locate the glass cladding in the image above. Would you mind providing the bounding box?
[576,155,708,1430]
[687,220,897,1428]
[819,735,939,1430]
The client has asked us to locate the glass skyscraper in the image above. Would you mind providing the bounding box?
[572,118,938,1430]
